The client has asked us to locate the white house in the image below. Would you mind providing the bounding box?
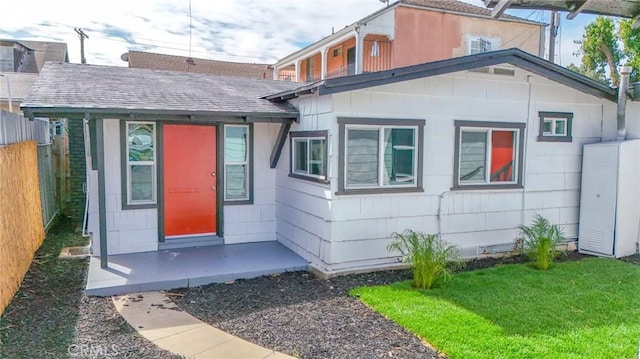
[21,48,640,289]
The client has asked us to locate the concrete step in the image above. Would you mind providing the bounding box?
[158,235,223,250]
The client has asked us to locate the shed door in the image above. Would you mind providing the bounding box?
[163,124,217,238]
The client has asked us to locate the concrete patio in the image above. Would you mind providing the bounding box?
[86,242,309,296]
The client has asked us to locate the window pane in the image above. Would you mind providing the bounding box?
[346,129,379,186]
[294,139,308,173]
[383,128,415,185]
[460,131,487,182]
[543,119,552,134]
[225,126,248,162]
[309,139,325,176]
[128,124,154,161]
[130,165,154,201]
[555,119,566,135]
[226,164,247,199]
[490,131,515,182]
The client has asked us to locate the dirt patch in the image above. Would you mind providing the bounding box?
[0,217,181,359]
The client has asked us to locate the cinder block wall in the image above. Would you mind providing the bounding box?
[68,119,86,224]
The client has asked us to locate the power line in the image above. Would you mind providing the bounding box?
[87,33,271,61]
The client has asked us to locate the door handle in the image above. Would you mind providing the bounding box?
[211,185,216,191]
[211,172,216,176]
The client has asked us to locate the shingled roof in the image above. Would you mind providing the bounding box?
[401,0,537,22]
[126,51,274,80]
[21,62,299,119]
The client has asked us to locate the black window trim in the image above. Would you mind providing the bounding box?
[337,117,425,195]
[289,130,329,184]
[453,120,525,191]
[537,111,573,143]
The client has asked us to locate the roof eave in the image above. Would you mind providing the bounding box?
[20,106,299,122]
[399,2,547,26]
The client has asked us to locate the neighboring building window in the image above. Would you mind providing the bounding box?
[338,118,424,194]
[538,112,573,142]
[469,38,492,54]
[125,121,156,205]
[454,120,525,189]
[290,131,328,182]
[224,124,251,202]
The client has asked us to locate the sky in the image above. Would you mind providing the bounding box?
[0,0,599,68]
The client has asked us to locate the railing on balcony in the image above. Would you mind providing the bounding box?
[324,38,392,80]
[363,38,392,73]
[278,71,296,82]
[325,64,355,79]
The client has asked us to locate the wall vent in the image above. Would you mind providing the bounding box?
[468,66,515,76]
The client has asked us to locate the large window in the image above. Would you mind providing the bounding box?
[124,121,156,206]
[224,124,251,202]
[538,111,573,142]
[290,130,328,182]
[454,120,525,189]
[338,118,424,194]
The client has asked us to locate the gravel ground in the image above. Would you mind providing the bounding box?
[172,251,593,359]
[172,269,442,359]
[0,218,181,359]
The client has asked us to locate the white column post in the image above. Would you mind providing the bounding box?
[355,29,364,75]
[321,47,328,80]
[295,60,301,82]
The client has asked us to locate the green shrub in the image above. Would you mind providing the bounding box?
[387,230,463,289]
[518,215,566,270]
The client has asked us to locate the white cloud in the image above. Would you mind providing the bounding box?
[0,0,594,68]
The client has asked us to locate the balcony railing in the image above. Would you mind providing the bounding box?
[325,64,355,79]
[278,71,296,82]
[324,39,392,80]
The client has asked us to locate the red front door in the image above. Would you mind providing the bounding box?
[163,124,217,237]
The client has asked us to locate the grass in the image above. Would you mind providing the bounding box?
[351,258,640,359]
[0,217,88,357]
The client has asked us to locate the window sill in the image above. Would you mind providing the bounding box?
[452,184,523,191]
[288,173,329,185]
[224,199,253,206]
[537,136,572,143]
[121,203,157,210]
[336,187,424,196]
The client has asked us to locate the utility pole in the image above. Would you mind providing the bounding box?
[548,11,558,63]
[74,28,89,64]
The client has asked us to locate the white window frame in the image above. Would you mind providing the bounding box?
[543,118,567,136]
[537,112,573,143]
[454,121,524,189]
[469,38,492,54]
[344,124,418,190]
[224,124,250,202]
[125,121,156,205]
[291,134,327,181]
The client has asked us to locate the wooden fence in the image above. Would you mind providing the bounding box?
[0,110,56,315]
[0,141,46,315]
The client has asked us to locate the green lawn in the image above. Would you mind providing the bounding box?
[351,258,640,359]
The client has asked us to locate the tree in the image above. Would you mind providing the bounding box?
[572,17,640,87]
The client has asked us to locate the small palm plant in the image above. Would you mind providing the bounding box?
[518,215,566,270]
[387,230,463,289]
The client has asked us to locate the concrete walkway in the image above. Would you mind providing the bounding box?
[113,291,295,359]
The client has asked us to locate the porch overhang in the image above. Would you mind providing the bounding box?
[21,107,299,123]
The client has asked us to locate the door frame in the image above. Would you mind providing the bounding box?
[157,122,224,242]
